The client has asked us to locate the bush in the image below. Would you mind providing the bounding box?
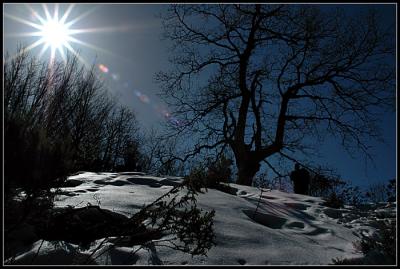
[205,154,233,188]
[386,179,396,203]
[365,179,396,203]
[185,165,209,191]
[5,118,73,195]
[6,177,216,263]
[333,219,396,265]
[308,168,365,208]
[185,154,235,195]
[322,192,344,209]
[357,220,396,262]
[186,154,233,189]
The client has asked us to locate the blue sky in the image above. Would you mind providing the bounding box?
[3,3,396,189]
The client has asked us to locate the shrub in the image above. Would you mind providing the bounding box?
[308,168,365,208]
[185,165,209,190]
[206,154,233,188]
[365,179,396,203]
[332,219,396,265]
[357,220,396,262]
[185,154,233,190]
[322,192,344,209]
[386,179,396,203]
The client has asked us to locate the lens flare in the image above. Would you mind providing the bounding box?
[134,90,150,104]
[98,64,109,73]
[111,73,120,80]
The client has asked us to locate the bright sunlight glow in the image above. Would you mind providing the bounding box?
[5,4,131,66]
[4,4,103,65]
[40,18,70,50]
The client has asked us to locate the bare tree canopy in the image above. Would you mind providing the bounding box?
[157,4,395,186]
[4,48,141,192]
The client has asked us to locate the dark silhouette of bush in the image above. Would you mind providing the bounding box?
[365,179,396,203]
[4,117,73,194]
[332,219,395,265]
[185,165,209,191]
[185,154,234,191]
[322,192,344,209]
[358,220,395,263]
[6,176,216,263]
[205,154,233,188]
[308,168,365,208]
[386,179,396,203]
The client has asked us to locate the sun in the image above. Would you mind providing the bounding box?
[5,4,135,67]
[5,4,108,65]
[40,16,71,51]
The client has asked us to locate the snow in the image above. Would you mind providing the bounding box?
[6,172,396,265]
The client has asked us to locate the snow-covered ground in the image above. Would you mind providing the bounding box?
[6,172,396,265]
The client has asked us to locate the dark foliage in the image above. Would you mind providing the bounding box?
[4,118,72,193]
[365,178,396,203]
[185,154,233,189]
[4,189,56,259]
[5,174,216,264]
[358,220,396,262]
[386,179,396,203]
[332,219,396,265]
[205,154,234,188]
[308,168,365,208]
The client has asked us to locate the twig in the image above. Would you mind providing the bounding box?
[31,239,45,264]
[72,200,84,208]
[84,237,109,264]
[121,244,146,265]
[252,187,265,219]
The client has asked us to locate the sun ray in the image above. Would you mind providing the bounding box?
[4,38,45,63]
[60,4,75,24]
[50,46,56,61]
[25,4,46,24]
[54,3,59,21]
[38,42,50,61]
[65,5,100,28]
[67,36,113,56]
[4,13,43,30]
[64,42,89,68]
[42,4,52,21]
[5,31,43,38]
[68,24,137,35]
[58,46,67,63]
[24,38,46,53]
[38,44,48,60]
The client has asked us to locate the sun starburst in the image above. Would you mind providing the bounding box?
[4,4,114,66]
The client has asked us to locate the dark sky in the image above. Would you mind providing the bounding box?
[3,3,396,188]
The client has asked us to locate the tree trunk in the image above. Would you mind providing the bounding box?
[236,159,260,186]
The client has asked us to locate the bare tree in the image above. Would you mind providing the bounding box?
[4,47,142,188]
[157,4,395,186]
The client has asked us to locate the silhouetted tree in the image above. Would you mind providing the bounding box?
[4,48,141,193]
[157,4,395,186]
